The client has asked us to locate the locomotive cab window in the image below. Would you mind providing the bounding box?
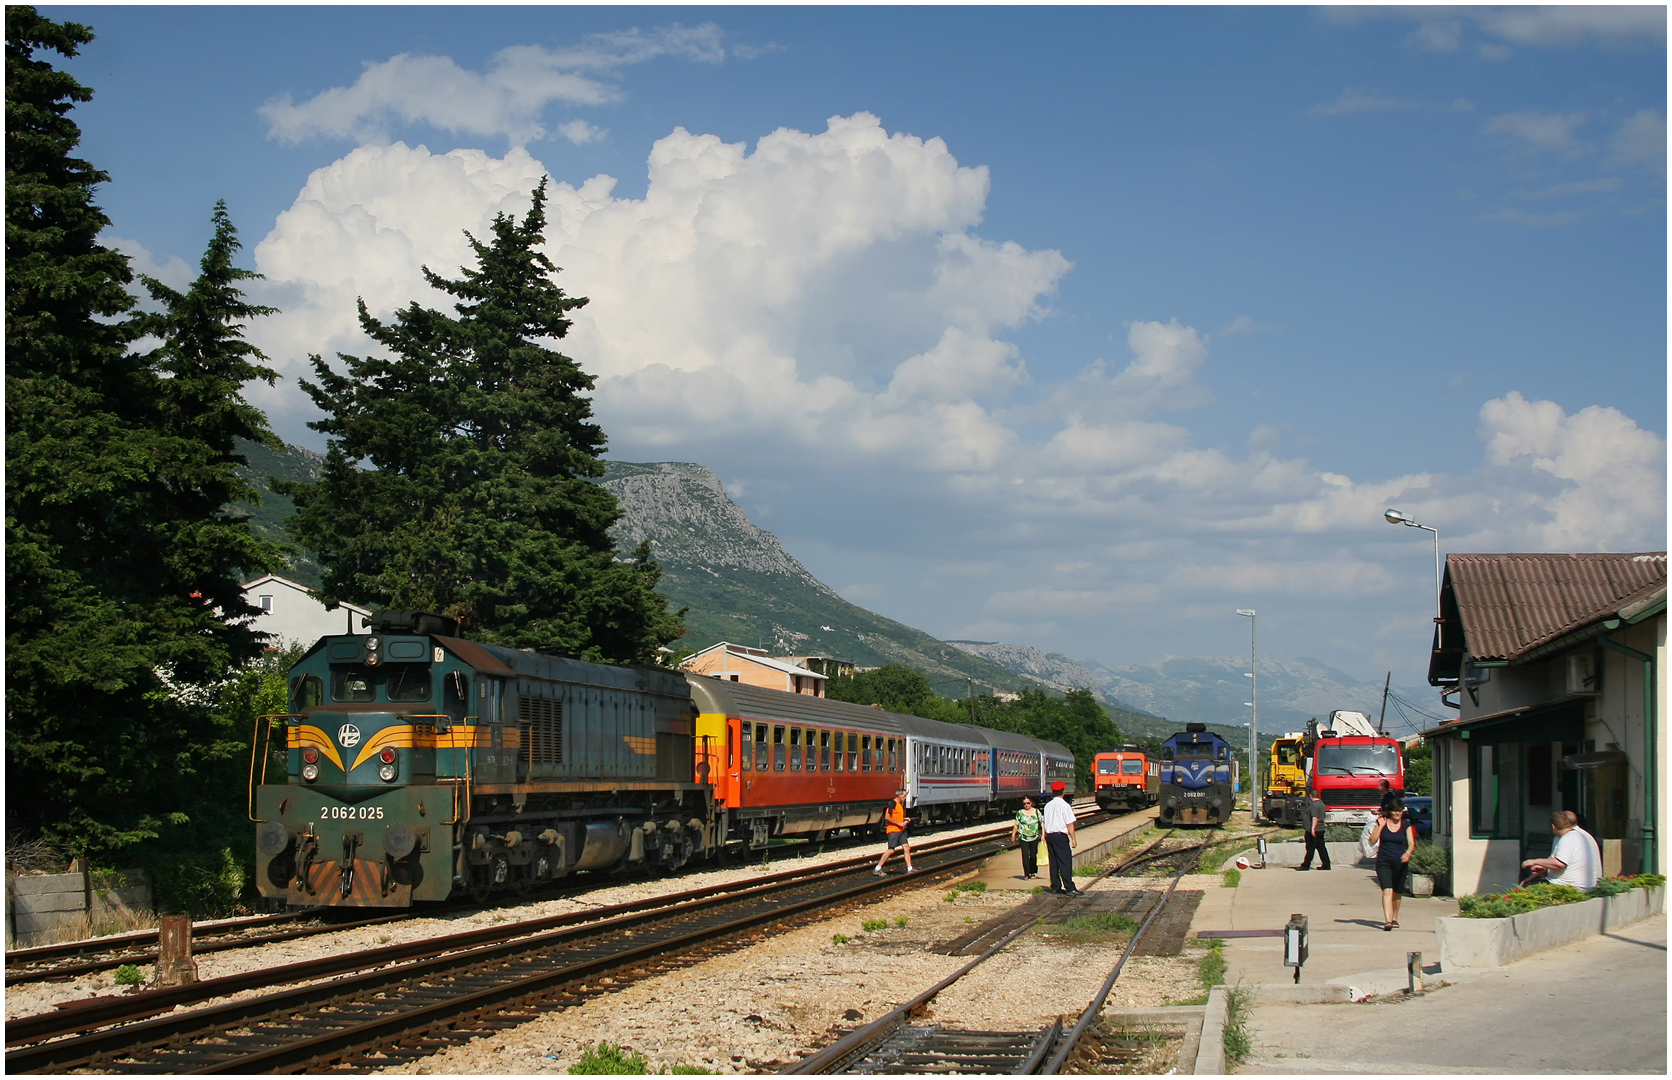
[384,664,431,702]
[1123,759,1143,774]
[291,674,323,712]
[332,666,376,702]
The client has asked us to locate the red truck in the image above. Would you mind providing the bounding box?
[1304,711,1405,827]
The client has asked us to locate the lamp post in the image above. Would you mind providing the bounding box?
[1384,509,1440,621]
[1237,609,1257,813]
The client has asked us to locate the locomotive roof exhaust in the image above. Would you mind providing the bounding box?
[363,609,461,637]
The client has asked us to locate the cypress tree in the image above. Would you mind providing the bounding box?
[6,7,286,862]
[284,180,685,664]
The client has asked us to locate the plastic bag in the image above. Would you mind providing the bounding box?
[1359,819,1377,861]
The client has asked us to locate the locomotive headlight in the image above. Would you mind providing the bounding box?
[379,764,398,782]
[301,763,320,782]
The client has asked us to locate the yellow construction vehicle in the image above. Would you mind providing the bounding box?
[1261,733,1309,826]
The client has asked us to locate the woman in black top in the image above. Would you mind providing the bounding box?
[1368,803,1416,930]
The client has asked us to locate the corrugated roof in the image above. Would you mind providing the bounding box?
[1448,552,1666,662]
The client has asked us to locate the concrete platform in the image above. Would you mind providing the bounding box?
[965,805,1158,891]
[1191,848,1463,994]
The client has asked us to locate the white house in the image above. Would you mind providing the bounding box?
[1423,552,1666,894]
[241,574,371,650]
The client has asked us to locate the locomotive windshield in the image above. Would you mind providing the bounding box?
[330,664,433,703]
[1122,760,1143,774]
[1315,743,1399,777]
[1174,739,1220,760]
[1098,759,1121,774]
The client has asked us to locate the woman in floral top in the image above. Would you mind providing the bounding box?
[1011,798,1043,880]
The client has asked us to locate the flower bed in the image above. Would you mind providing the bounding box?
[1436,880,1665,970]
[1458,874,1664,919]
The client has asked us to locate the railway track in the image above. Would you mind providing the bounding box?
[10,816,1100,1074]
[6,802,1103,990]
[786,827,1219,1075]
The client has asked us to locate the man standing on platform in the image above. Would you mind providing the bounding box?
[1298,783,1330,871]
[1043,780,1079,895]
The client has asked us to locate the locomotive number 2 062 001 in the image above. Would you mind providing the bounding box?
[319,805,385,820]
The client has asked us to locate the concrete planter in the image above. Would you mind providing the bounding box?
[1409,873,1435,898]
[1436,886,1664,970]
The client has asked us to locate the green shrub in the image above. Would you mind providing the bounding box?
[1323,824,1359,843]
[1221,868,1241,889]
[1074,862,1103,876]
[893,916,908,928]
[668,1065,711,1074]
[861,918,888,932]
[571,1044,650,1074]
[1458,882,1589,919]
[1589,873,1667,897]
[1409,841,1449,877]
[113,964,144,987]
[949,880,987,897]
[831,933,851,944]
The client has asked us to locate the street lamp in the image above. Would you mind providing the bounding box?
[1237,609,1257,814]
[1385,509,1441,621]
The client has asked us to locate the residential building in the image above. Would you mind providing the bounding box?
[241,574,371,650]
[681,642,829,696]
[1423,552,1666,893]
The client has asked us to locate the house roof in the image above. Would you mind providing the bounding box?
[241,574,372,613]
[1445,552,1666,663]
[682,642,828,681]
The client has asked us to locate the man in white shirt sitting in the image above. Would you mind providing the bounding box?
[1521,810,1600,889]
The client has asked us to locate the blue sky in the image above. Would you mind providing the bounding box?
[45,5,1666,695]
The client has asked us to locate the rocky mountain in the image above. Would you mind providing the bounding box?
[599,462,1043,693]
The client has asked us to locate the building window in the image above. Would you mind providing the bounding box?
[259,594,273,611]
[1470,740,1523,840]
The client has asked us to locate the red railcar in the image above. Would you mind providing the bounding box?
[691,679,905,847]
[1093,745,1155,812]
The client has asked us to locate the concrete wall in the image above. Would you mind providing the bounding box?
[1435,885,1664,970]
[5,869,151,948]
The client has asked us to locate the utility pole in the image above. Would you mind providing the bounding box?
[1237,609,1258,811]
[1378,672,1391,734]
[967,678,976,725]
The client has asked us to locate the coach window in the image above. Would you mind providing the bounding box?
[790,727,802,771]
[860,734,872,771]
[755,724,770,771]
[773,725,786,771]
[842,732,854,772]
[833,731,845,772]
[820,730,831,771]
[886,737,896,772]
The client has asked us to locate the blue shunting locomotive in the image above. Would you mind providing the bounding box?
[1148,722,1237,826]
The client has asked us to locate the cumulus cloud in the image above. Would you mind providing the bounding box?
[1476,392,1667,551]
[244,112,1663,661]
[261,25,725,145]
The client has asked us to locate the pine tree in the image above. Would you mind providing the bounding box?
[284,180,684,664]
[6,8,287,859]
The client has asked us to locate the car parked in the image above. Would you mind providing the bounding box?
[1404,795,1433,839]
